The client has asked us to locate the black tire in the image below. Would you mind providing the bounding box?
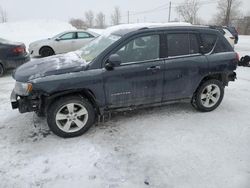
[47,96,95,138]
[192,79,224,112]
[39,46,55,57]
[0,64,4,77]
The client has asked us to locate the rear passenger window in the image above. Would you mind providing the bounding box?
[190,34,199,54]
[200,34,217,54]
[167,33,199,57]
[214,38,232,53]
[78,32,94,39]
[167,34,189,57]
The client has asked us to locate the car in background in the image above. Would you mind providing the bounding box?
[29,30,99,57]
[222,28,235,48]
[224,26,239,44]
[0,38,30,77]
[209,26,235,48]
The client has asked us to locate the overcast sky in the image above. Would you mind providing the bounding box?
[1,0,250,24]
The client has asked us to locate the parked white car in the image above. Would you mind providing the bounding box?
[223,28,235,48]
[29,30,99,57]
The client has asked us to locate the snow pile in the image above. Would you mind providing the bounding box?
[0,20,76,47]
[235,35,250,57]
[87,28,105,35]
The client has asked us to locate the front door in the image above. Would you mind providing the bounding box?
[55,32,77,54]
[103,34,164,108]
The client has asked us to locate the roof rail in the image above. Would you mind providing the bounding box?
[138,27,149,30]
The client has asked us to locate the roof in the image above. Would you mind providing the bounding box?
[103,23,212,36]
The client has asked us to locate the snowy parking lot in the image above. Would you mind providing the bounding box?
[0,34,250,187]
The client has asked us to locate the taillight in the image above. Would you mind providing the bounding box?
[12,46,25,54]
[236,53,240,62]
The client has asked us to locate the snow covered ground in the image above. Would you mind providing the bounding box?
[0,26,250,187]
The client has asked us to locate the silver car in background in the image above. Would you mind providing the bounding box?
[29,30,99,57]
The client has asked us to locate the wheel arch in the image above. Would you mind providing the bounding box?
[0,62,5,75]
[198,73,228,88]
[39,46,55,56]
[193,73,227,97]
[43,89,100,116]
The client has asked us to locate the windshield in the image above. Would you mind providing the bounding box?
[81,34,121,63]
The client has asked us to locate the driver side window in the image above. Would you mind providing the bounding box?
[60,32,76,40]
[116,35,160,64]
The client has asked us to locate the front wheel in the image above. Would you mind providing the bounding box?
[47,96,95,138]
[192,79,224,112]
[40,46,55,57]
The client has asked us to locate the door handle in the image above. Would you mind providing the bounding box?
[147,66,161,71]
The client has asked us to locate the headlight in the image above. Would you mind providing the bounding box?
[14,82,33,96]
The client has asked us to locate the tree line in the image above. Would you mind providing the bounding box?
[0,6,7,23]
[176,0,243,26]
[70,6,121,29]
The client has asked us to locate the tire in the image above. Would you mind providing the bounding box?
[0,64,4,77]
[40,46,55,57]
[47,96,95,138]
[192,79,224,112]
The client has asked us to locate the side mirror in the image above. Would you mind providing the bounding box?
[55,38,61,42]
[105,54,121,70]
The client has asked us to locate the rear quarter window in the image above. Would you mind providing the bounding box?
[214,37,232,53]
[200,34,217,54]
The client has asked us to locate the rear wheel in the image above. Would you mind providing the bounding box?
[0,64,4,77]
[47,96,95,138]
[40,46,55,57]
[192,79,224,112]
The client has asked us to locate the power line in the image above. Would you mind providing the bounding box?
[122,0,218,19]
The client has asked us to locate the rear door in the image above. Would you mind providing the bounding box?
[75,32,95,50]
[163,32,208,101]
[103,34,165,108]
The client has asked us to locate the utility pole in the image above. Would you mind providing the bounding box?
[168,1,172,22]
[127,11,130,24]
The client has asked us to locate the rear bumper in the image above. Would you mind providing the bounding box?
[10,90,19,109]
[11,90,39,113]
[5,54,30,69]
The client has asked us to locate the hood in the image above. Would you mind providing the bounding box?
[13,52,87,82]
[29,38,50,47]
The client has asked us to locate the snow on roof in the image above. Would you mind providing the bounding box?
[87,28,105,35]
[100,22,192,36]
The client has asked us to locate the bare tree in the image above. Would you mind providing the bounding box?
[0,6,8,23]
[85,10,94,28]
[214,0,242,25]
[111,6,121,25]
[69,18,87,29]
[95,12,106,28]
[176,0,200,24]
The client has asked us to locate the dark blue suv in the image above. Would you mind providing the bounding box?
[11,24,238,138]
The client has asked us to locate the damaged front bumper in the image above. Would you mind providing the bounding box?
[11,90,40,113]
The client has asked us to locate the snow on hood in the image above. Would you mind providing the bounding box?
[13,52,86,82]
